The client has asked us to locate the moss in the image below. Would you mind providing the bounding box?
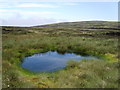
[103,53,118,62]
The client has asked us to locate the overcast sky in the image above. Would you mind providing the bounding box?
[0,0,118,26]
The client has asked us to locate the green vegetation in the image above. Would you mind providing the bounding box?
[2,21,119,88]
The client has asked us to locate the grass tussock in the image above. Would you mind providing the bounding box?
[4,60,117,88]
[50,60,118,88]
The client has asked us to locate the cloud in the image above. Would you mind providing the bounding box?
[0,3,11,8]
[0,16,66,26]
[16,3,58,8]
[62,2,79,6]
[0,3,59,8]
[15,3,78,8]
[0,9,58,18]
[0,9,17,12]
[21,11,58,16]
[0,2,59,26]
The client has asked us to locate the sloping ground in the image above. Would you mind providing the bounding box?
[2,21,119,88]
[2,21,120,37]
[35,21,119,29]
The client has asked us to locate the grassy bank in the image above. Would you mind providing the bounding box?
[2,21,119,88]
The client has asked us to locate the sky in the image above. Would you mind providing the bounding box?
[0,1,118,26]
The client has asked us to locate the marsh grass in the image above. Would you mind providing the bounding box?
[51,60,118,88]
[2,22,119,88]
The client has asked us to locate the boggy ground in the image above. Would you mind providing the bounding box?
[2,21,119,88]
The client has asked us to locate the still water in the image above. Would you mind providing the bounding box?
[21,51,97,72]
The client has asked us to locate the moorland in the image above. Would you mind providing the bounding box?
[2,21,120,88]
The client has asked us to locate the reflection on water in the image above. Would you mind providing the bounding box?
[21,51,97,72]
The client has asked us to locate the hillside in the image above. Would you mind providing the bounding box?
[35,21,119,30]
[2,21,120,37]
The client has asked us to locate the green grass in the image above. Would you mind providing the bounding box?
[50,60,118,88]
[2,21,119,88]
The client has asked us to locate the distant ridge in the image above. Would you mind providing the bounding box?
[34,21,118,29]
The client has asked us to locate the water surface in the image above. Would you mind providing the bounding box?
[21,51,97,72]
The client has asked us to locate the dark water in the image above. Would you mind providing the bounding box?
[21,51,98,72]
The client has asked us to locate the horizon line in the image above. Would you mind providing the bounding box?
[0,20,118,27]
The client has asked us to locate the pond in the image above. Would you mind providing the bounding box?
[21,51,98,72]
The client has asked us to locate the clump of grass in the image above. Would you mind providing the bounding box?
[49,60,118,88]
